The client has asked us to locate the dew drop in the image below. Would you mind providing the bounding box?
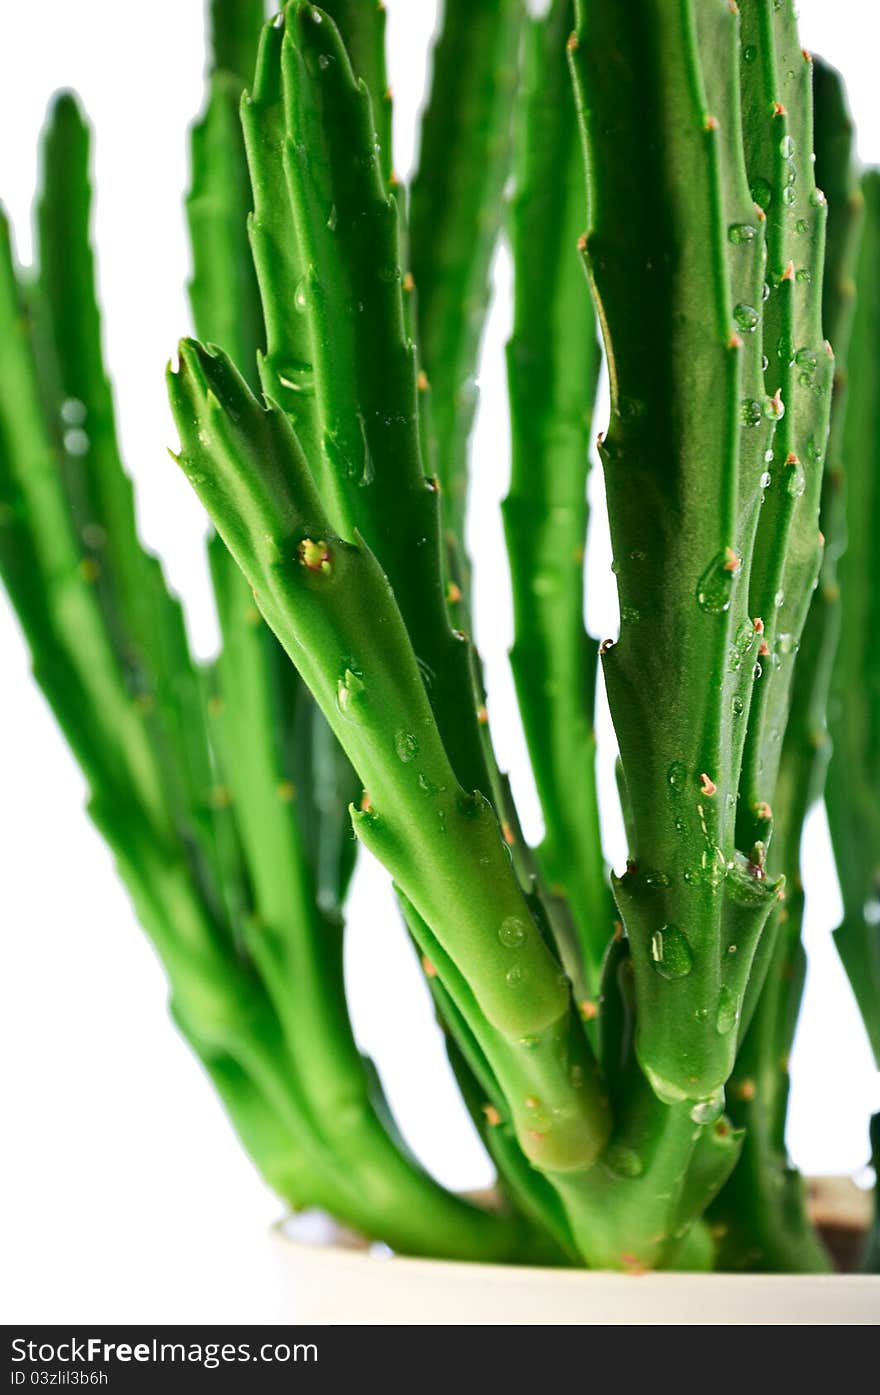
[728,222,757,244]
[64,428,89,456]
[760,470,771,489]
[733,302,759,333]
[394,730,419,763]
[650,924,694,980]
[606,1145,644,1179]
[786,460,806,498]
[277,359,316,396]
[716,986,740,1035]
[336,668,367,722]
[506,965,523,988]
[743,44,757,63]
[780,135,796,159]
[751,177,772,209]
[294,277,308,313]
[499,917,528,948]
[667,760,687,793]
[690,1091,725,1125]
[732,695,744,717]
[61,397,87,426]
[741,398,763,427]
[696,550,740,614]
[764,393,785,421]
[795,266,811,282]
[326,203,338,231]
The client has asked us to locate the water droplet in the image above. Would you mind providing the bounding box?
[741,398,763,427]
[336,668,367,722]
[776,334,795,365]
[795,266,811,281]
[696,550,740,614]
[762,281,771,302]
[690,1091,725,1125]
[786,460,806,498]
[499,917,528,948]
[377,264,401,284]
[695,1006,709,1022]
[606,1145,644,1178]
[667,760,687,793]
[761,353,769,371]
[732,695,744,717]
[780,135,796,159]
[417,773,439,796]
[620,605,641,624]
[63,428,89,456]
[806,438,824,464]
[742,44,757,63]
[645,869,672,889]
[795,347,817,373]
[318,52,331,70]
[277,359,316,395]
[775,588,785,608]
[506,965,523,988]
[776,631,796,655]
[733,303,759,333]
[782,185,797,208]
[294,277,308,313]
[728,222,757,244]
[61,397,87,426]
[716,986,740,1035]
[763,393,785,421]
[760,470,771,489]
[650,925,694,980]
[519,1034,539,1049]
[796,217,808,234]
[394,730,418,763]
[736,619,756,653]
[751,177,772,209]
[326,203,338,231]
[753,661,763,679]
[810,188,827,208]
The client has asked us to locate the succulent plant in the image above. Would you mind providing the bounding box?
[1,0,876,1273]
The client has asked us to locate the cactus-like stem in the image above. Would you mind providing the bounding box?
[735,3,833,852]
[570,0,780,1107]
[409,0,523,561]
[826,169,880,1065]
[169,342,612,1176]
[319,0,392,184]
[710,58,861,1275]
[187,0,545,1259]
[504,0,611,996]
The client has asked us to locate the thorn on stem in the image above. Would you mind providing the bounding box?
[699,772,717,797]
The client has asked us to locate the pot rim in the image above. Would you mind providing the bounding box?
[272,1215,880,1290]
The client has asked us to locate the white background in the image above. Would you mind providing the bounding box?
[1,1,878,1321]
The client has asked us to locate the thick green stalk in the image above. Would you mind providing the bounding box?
[504,0,610,996]
[169,341,612,1185]
[320,0,392,183]
[736,2,834,854]
[250,4,491,807]
[209,0,265,86]
[826,170,880,1064]
[193,0,541,1259]
[408,0,523,556]
[711,58,861,1275]
[711,885,831,1271]
[571,0,779,1107]
[170,339,765,1267]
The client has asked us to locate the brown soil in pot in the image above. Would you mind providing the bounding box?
[806,1176,874,1273]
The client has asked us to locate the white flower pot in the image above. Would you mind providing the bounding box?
[274,1183,880,1325]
